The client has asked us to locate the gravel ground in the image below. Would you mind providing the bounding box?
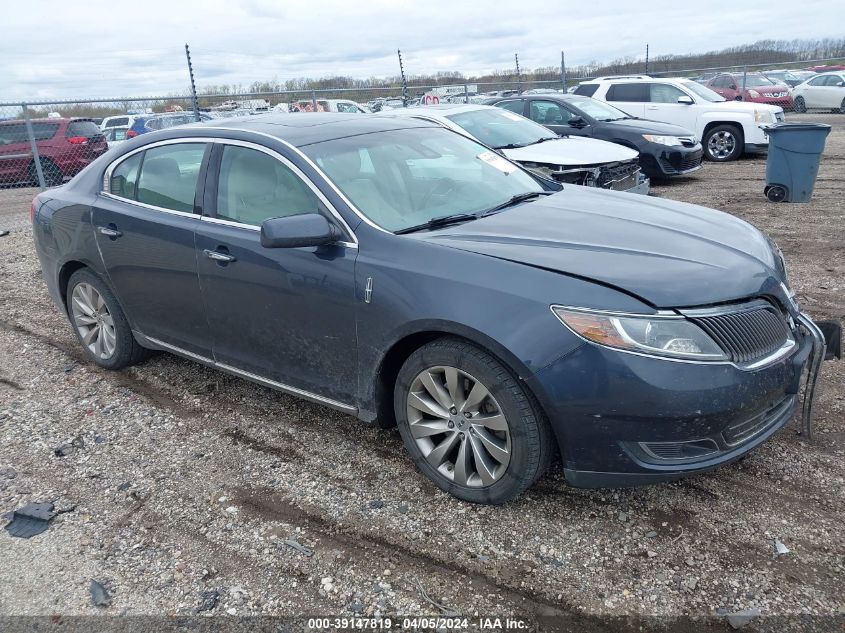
[0,113,843,630]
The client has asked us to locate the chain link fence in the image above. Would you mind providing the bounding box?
[2,56,841,191]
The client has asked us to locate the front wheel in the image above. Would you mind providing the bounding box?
[704,125,743,162]
[394,338,554,504]
[793,96,807,113]
[837,98,845,114]
[66,269,150,369]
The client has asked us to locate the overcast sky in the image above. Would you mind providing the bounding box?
[1,0,841,103]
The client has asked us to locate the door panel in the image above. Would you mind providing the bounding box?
[195,223,358,402]
[93,199,208,354]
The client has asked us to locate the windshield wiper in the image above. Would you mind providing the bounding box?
[534,136,558,144]
[493,142,529,150]
[394,213,479,235]
[477,191,552,217]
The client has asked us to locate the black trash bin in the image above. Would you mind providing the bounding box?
[763,122,831,203]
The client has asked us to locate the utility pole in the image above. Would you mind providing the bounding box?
[398,49,409,107]
[515,53,521,93]
[560,51,566,92]
[185,43,201,122]
[645,43,649,75]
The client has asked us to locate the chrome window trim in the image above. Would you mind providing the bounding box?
[141,334,357,413]
[101,135,358,247]
[550,303,799,370]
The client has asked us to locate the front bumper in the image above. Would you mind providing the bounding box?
[529,312,825,488]
[640,143,704,178]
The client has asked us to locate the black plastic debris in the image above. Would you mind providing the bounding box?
[89,580,111,607]
[0,230,9,238]
[4,502,56,538]
[196,589,220,613]
[117,481,131,492]
[54,444,75,457]
[368,499,384,509]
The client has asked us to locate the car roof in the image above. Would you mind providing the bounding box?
[195,112,438,146]
[579,76,694,85]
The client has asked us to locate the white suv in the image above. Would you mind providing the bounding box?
[575,77,785,161]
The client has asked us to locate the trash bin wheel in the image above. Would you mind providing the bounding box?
[765,185,788,203]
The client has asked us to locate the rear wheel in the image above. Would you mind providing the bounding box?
[394,338,554,504]
[704,124,743,162]
[793,96,807,113]
[29,157,63,186]
[66,269,150,369]
[837,98,845,114]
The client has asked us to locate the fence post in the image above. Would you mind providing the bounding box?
[184,44,201,122]
[311,89,318,111]
[560,51,566,92]
[741,66,747,97]
[22,104,46,190]
[397,49,409,107]
[463,83,469,103]
[645,43,649,75]
[515,53,521,93]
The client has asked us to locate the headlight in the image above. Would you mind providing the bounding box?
[552,307,728,361]
[748,89,760,98]
[641,134,684,146]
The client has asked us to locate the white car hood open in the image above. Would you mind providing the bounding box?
[503,136,638,167]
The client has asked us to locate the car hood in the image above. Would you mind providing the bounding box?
[503,136,638,167]
[603,118,697,137]
[415,187,781,308]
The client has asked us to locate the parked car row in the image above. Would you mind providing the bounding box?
[31,111,831,503]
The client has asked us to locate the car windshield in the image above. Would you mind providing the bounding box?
[680,81,725,102]
[303,127,546,233]
[445,108,555,149]
[743,74,777,87]
[565,97,630,121]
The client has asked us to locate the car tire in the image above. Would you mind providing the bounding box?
[29,158,63,187]
[793,96,807,113]
[837,98,845,114]
[394,337,555,504]
[704,124,743,162]
[66,268,151,370]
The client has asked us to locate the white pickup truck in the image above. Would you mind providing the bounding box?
[575,76,784,161]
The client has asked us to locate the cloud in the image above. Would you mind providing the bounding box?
[0,0,840,102]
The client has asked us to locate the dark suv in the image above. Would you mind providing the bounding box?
[0,118,108,186]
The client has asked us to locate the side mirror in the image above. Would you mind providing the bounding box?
[677,96,694,105]
[568,116,588,128]
[729,84,737,90]
[260,214,340,248]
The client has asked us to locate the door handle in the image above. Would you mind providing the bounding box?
[204,249,236,263]
[96,226,122,238]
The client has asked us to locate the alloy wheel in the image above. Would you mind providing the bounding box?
[406,365,511,487]
[71,282,116,360]
[794,96,806,113]
[707,130,736,159]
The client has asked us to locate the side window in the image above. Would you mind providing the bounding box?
[497,100,525,114]
[573,84,598,97]
[808,76,826,86]
[530,100,573,124]
[0,123,28,144]
[711,76,727,88]
[136,143,205,212]
[105,117,128,128]
[606,83,648,102]
[145,118,162,131]
[32,123,60,140]
[216,145,320,226]
[109,152,143,199]
[649,84,687,103]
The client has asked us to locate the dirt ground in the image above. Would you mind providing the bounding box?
[0,113,843,631]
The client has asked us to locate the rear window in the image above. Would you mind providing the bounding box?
[573,84,598,97]
[606,83,649,102]
[66,121,101,138]
[104,117,129,128]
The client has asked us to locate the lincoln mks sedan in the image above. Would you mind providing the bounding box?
[31,113,827,504]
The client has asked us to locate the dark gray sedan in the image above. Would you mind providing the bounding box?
[31,114,829,504]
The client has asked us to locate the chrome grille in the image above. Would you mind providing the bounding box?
[688,302,791,364]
